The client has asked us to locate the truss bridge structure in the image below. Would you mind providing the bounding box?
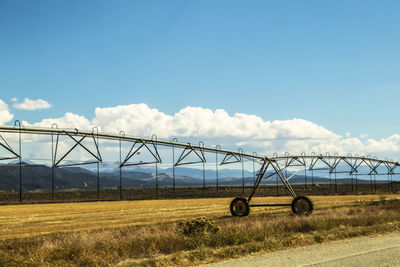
[0,123,399,216]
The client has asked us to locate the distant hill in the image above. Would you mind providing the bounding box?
[0,162,385,192]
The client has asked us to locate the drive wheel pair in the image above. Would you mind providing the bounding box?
[230,195,313,217]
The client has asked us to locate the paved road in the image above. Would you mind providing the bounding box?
[202,233,400,267]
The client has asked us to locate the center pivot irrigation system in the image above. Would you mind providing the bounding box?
[1,124,399,216]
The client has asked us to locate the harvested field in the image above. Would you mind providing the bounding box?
[0,194,399,266]
[0,194,397,239]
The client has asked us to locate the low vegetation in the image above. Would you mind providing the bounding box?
[0,195,399,266]
[178,217,221,236]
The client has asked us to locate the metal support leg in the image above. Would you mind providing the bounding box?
[370,175,373,193]
[97,161,100,200]
[304,163,307,191]
[269,160,297,198]
[172,145,175,197]
[153,134,159,199]
[335,171,337,194]
[241,159,244,195]
[119,138,122,200]
[202,161,205,197]
[311,169,314,192]
[15,120,22,203]
[248,160,269,202]
[355,173,358,194]
[172,138,178,197]
[216,150,218,190]
[156,162,158,199]
[51,133,54,199]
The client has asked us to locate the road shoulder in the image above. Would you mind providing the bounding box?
[201,232,400,267]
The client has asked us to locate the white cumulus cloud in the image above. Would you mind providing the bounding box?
[91,104,340,141]
[21,103,400,159]
[13,98,51,110]
[24,112,92,130]
[0,99,13,125]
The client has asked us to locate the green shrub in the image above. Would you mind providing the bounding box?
[178,217,220,236]
[313,234,324,243]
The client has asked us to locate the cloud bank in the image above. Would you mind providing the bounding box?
[20,103,400,158]
[13,98,51,110]
[0,100,13,125]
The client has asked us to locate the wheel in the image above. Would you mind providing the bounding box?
[291,196,313,216]
[230,197,250,217]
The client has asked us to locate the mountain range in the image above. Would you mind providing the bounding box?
[0,162,385,192]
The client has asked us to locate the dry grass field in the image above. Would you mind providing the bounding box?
[0,194,399,266]
[0,195,392,240]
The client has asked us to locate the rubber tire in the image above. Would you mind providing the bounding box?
[291,196,313,216]
[230,197,250,217]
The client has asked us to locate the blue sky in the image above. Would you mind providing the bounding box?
[1,0,400,144]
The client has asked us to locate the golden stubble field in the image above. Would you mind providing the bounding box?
[0,194,396,240]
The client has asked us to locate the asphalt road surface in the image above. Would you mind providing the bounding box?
[202,233,400,267]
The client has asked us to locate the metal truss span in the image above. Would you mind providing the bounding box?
[0,124,399,215]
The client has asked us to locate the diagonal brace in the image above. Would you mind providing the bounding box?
[0,134,20,160]
[54,132,102,167]
[174,143,205,166]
